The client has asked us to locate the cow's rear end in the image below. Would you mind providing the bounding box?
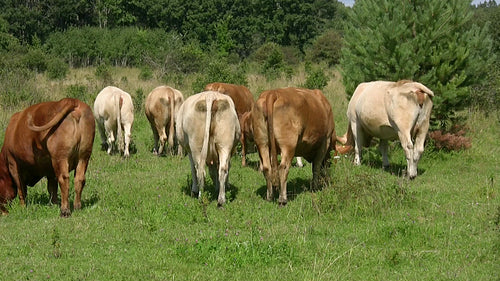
[0,98,95,217]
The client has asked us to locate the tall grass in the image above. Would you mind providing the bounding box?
[0,67,498,280]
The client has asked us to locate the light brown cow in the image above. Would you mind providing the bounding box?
[251,87,336,206]
[204,82,254,166]
[93,86,134,157]
[176,91,240,207]
[343,80,434,179]
[145,85,184,155]
[0,98,95,217]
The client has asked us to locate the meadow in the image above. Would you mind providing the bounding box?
[0,67,498,280]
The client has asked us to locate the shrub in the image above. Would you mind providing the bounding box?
[46,57,69,80]
[95,64,113,85]
[306,29,343,66]
[191,59,248,93]
[302,65,329,90]
[139,66,153,81]
[428,124,472,151]
[23,48,47,72]
[65,84,89,103]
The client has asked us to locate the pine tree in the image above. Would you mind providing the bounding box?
[340,0,494,128]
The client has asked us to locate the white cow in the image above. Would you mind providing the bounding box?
[344,80,434,179]
[93,86,134,157]
[145,85,184,155]
[176,91,241,207]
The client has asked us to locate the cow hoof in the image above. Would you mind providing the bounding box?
[278,201,287,207]
[60,209,71,218]
[217,203,225,209]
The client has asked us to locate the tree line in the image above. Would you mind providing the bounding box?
[0,0,498,129]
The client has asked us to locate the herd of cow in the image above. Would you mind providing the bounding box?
[0,80,434,217]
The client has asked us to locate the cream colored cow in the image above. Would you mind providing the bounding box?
[345,80,434,179]
[93,86,134,157]
[176,91,240,207]
[145,85,184,155]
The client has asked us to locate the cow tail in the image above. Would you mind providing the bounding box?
[335,123,354,155]
[168,92,176,148]
[28,99,78,132]
[116,94,124,152]
[200,94,214,172]
[266,92,279,177]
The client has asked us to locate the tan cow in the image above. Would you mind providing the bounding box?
[176,91,240,207]
[145,85,184,155]
[0,98,95,217]
[204,82,254,166]
[93,86,134,157]
[251,87,337,206]
[343,80,434,179]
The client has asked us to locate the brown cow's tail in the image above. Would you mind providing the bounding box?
[335,123,354,155]
[266,92,279,185]
[27,99,78,132]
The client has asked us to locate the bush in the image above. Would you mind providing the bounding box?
[191,59,248,93]
[139,66,153,81]
[65,84,89,103]
[23,48,47,72]
[302,64,329,90]
[306,29,343,66]
[95,64,113,85]
[46,57,69,80]
[428,124,472,151]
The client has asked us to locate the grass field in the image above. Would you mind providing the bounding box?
[0,67,498,280]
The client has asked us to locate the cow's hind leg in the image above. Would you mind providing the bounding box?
[123,123,132,157]
[47,176,58,205]
[397,131,416,179]
[278,151,293,206]
[104,118,116,154]
[188,153,203,198]
[53,160,71,217]
[73,158,90,211]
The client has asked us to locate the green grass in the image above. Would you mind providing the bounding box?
[0,68,498,280]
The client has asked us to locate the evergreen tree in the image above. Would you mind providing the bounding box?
[340,0,494,128]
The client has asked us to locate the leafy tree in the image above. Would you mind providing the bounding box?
[340,0,494,128]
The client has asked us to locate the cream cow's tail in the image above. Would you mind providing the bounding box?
[199,93,215,174]
[115,93,124,152]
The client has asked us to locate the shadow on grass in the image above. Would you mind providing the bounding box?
[181,174,240,204]
[362,157,427,178]
[27,188,100,211]
[255,177,310,204]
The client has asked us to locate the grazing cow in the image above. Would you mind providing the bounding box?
[204,82,254,166]
[93,86,134,157]
[251,87,336,206]
[0,98,95,217]
[343,80,434,179]
[176,91,240,207]
[145,85,184,155]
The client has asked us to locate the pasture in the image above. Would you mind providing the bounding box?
[0,67,498,280]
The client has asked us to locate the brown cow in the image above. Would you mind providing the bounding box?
[145,85,184,155]
[251,87,336,206]
[0,98,95,217]
[204,82,254,166]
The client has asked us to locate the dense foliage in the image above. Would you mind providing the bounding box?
[0,0,345,57]
[340,0,495,128]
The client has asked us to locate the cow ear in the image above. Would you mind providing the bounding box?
[414,83,434,97]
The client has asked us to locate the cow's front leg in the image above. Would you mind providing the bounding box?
[379,139,390,169]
